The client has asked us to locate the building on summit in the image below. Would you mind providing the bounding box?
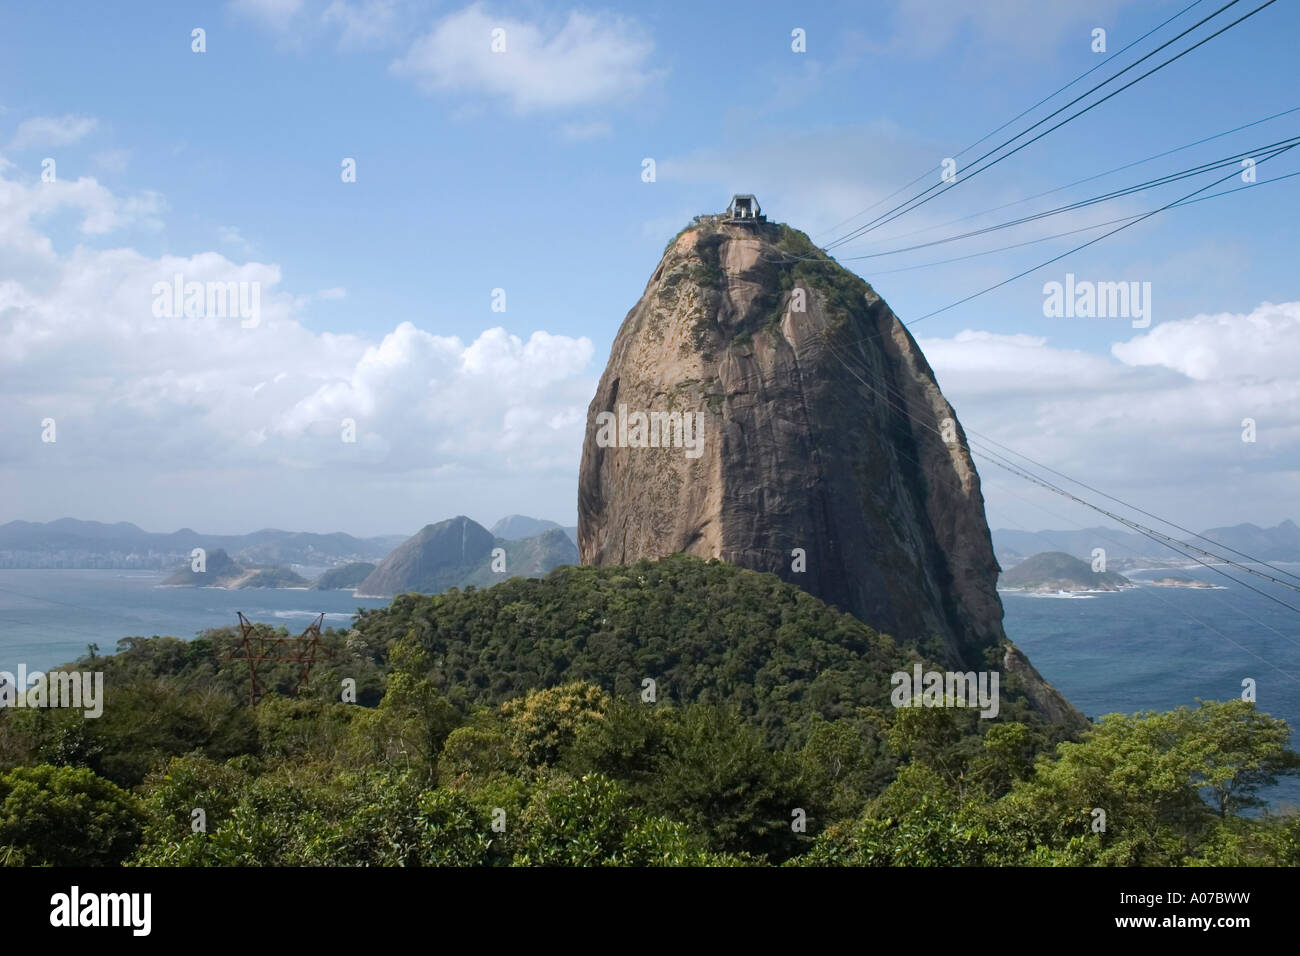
[725,193,764,221]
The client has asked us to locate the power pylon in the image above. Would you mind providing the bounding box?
[219,611,330,705]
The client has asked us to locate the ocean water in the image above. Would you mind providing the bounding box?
[1005,564,1300,808]
[1,565,1297,806]
[0,569,389,670]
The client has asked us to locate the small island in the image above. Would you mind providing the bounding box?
[1147,576,1221,589]
[998,551,1133,593]
[160,549,310,589]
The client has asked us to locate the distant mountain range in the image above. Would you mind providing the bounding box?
[0,514,577,570]
[6,515,1291,585]
[992,520,1300,568]
[0,518,405,570]
[490,515,578,545]
[0,515,579,596]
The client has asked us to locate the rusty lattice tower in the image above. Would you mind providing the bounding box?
[219,611,331,705]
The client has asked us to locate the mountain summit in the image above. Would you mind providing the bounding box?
[578,203,1081,727]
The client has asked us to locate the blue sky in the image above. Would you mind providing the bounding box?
[2,0,1298,537]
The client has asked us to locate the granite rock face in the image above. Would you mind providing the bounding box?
[578,215,1083,728]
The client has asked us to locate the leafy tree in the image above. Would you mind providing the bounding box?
[1176,698,1300,816]
[797,762,996,867]
[996,700,1299,865]
[511,772,750,866]
[640,704,804,858]
[0,764,143,866]
[439,724,518,785]
[501,681,610,768]
[796,716,890,822]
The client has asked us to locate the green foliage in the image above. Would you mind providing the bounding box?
[133,765,497,867]
[995,699,1298,865]
[4,555,1296,868]
[797,762,998,867]
[636,704,803,858]
[796,717,891,821]
[0,764,143,866]
[1188,813,1300,866]
[439,724,517,784]
[511,772,752,867]
[800,700,1300,867]
[501,681,610,768]
[359,555,947,749]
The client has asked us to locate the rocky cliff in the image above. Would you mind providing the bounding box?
[578,212,1083,728]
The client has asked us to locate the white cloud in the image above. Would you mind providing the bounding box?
[7,115,98,151]
[0,173,163,266]
[919,329,1132,397]
[918,305,1300,527]
[0,164,596,529]
[391,3,659,112]
[1111,302,1300,382]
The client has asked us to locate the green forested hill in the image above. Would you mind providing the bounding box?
[357,554,1053,748]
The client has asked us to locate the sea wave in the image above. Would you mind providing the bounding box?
[1000,590,1098,599]
[268,610,355,622]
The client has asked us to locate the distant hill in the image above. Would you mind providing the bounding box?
[240,567,312,589]
[460,528,578,588]
[491,515,561,539]
[312,562,377,590]
[160,549,310,589]
[358,517,496,596]
[491,515,578,546]
[999,552,1132,593]
[1201,520,1300,561]
[992,527,1151,565]
[359,518,578,597]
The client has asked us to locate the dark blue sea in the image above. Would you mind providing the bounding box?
[1,564,1297,806]
[1005,563,1300,808]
